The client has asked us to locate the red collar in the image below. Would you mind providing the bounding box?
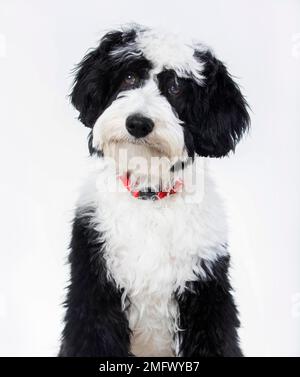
[119,174,183,200]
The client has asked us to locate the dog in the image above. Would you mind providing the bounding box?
[59,24,250,357]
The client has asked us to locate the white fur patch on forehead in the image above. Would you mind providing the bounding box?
[108,25,206,83]
[136,28,205,82]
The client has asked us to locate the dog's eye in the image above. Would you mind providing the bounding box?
[168,80,181,96]
[123,73,137,87]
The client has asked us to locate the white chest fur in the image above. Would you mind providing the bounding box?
[78,159,228,356]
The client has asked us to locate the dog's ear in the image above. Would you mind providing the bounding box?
[188,49,250,157]
[70,30,134,128]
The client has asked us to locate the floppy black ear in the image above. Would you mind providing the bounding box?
[70,30,135,128]
[188,50,250,157]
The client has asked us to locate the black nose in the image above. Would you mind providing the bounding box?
[126,114,154,138]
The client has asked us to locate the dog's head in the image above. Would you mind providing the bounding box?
[71,24,249,186]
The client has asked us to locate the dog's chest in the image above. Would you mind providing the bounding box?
[90,168,227,356]
[96,194,205,356]
[100,194,203,295]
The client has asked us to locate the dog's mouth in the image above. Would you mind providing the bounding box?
[101,139,187,169]
[100,137,175,160]
[103,139,173,168]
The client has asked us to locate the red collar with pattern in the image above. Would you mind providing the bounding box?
[119,174,183,201]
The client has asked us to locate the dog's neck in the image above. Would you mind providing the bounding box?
[102,141,188,193]
[82,154,206,208]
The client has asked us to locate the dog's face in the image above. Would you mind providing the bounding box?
[71,25,249,178]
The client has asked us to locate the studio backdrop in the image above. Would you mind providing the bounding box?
[0,0,299,357]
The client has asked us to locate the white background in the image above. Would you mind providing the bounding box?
[0,0,299,356]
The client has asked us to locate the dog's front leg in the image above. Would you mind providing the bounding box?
[176,255,243,357]
[59,212,131,357]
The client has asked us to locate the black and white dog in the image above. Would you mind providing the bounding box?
[59,24,250,357]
